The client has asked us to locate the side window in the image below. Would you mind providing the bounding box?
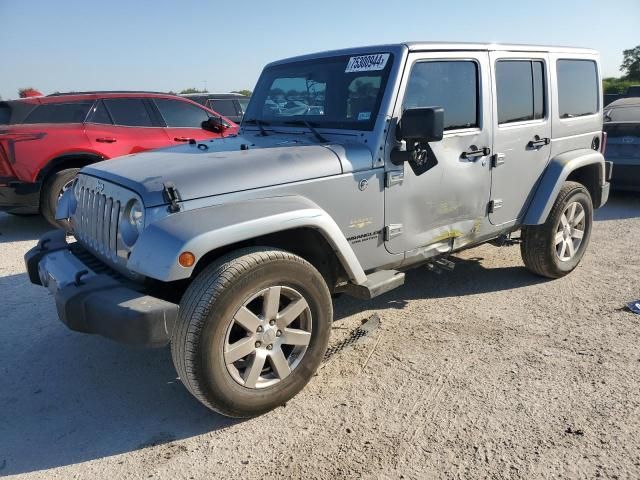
[103,98,154,127]
[495,60,546,124]
[209,99,238,117]
[557,60,598,118]
[403,61,478,130]
[23,102,93,124]
[86,100,113,124]
[154,99,210,127]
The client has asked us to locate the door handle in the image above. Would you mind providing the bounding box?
[174,137,194,142]
[461,146,490,160]
[95,137,117,143]
[528,136,550,148]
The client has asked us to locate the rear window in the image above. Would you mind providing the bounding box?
[103,98,154,127]
[604,105,640,123]
[557,60,599,118]
[23,102,93,124]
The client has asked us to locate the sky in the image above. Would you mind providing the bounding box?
[1,0,638,100]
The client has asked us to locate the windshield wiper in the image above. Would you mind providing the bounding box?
[283,120,328,143]
[243,118,269,136]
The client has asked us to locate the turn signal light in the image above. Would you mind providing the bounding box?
[178,251,196,267]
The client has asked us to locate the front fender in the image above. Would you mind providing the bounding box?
[127,196,367,284]
[523,149,605,225]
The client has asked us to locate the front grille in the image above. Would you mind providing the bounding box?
[73,185,121,261]
[69,242,124,280]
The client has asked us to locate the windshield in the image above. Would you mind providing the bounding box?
[244,53,393,131]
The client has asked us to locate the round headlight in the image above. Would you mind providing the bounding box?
[120,199,144,246]
[129,201,144,229]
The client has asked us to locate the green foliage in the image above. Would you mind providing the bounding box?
[179,88,208,94]
[603,77,636,94]
[621,45,640,81]
[231,89,252,97]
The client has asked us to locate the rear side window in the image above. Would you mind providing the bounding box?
[209,99,237,117]
[86,101,113,124]
[0,106,9,124]
[23,102,93,124]
[154,99,210,127]
[403,61,478,130]
[496,60,546,124]
[557,60,599,118]
[103,98,154,127]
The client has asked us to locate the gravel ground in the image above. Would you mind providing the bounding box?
[1,192,639,479]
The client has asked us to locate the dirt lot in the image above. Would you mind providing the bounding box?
[1,193,639,479]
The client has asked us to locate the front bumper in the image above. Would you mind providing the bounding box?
[25,230,179,347]
[0,177,40,214]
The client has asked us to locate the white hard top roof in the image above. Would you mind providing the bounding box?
[267,42,598,67]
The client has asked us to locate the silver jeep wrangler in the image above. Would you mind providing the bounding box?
[26,42,611,418]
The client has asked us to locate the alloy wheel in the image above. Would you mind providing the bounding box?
[555,201,586,262]
[224,286,312,389]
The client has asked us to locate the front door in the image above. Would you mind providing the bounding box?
[489,52,551,225]
[384,51,493,255]
[151,98,223,145]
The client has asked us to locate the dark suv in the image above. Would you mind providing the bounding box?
[0,92,237,224]
[180,93,249,123]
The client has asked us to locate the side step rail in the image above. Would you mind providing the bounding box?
[343,270,405,300]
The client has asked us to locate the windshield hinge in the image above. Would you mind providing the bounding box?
[385,170,404,188]
[488,199,503,213]
[384,224,403,241]
[163,182,182,213]
[491,153,505,168]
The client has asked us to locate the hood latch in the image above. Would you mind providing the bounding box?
[162,182,182,213]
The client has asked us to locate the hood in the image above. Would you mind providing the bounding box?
[82,133,373,206]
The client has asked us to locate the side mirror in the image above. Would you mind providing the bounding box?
[397,107,444,143]
[202,116,228,133]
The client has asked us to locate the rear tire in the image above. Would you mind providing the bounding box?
[171,247,333,418]
[520,181,593,278]
[41,168,79,228]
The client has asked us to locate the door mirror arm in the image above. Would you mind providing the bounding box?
[202,116,229,133]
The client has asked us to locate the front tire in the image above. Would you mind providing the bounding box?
[171,247,333,418]
[520,181,593,278]
[41,168,79,228]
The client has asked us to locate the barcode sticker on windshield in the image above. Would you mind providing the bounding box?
[345,54,390,73]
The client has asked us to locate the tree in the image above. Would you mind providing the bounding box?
[179,88,208,94]
[621,45,640,81]
[231,89,252,97]
[18,87,43,98]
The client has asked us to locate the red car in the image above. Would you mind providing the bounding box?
[0,92,237,224]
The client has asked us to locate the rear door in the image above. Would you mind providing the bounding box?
[489,52,551,225]
[152,98,224,144]
[84,98,170,158]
